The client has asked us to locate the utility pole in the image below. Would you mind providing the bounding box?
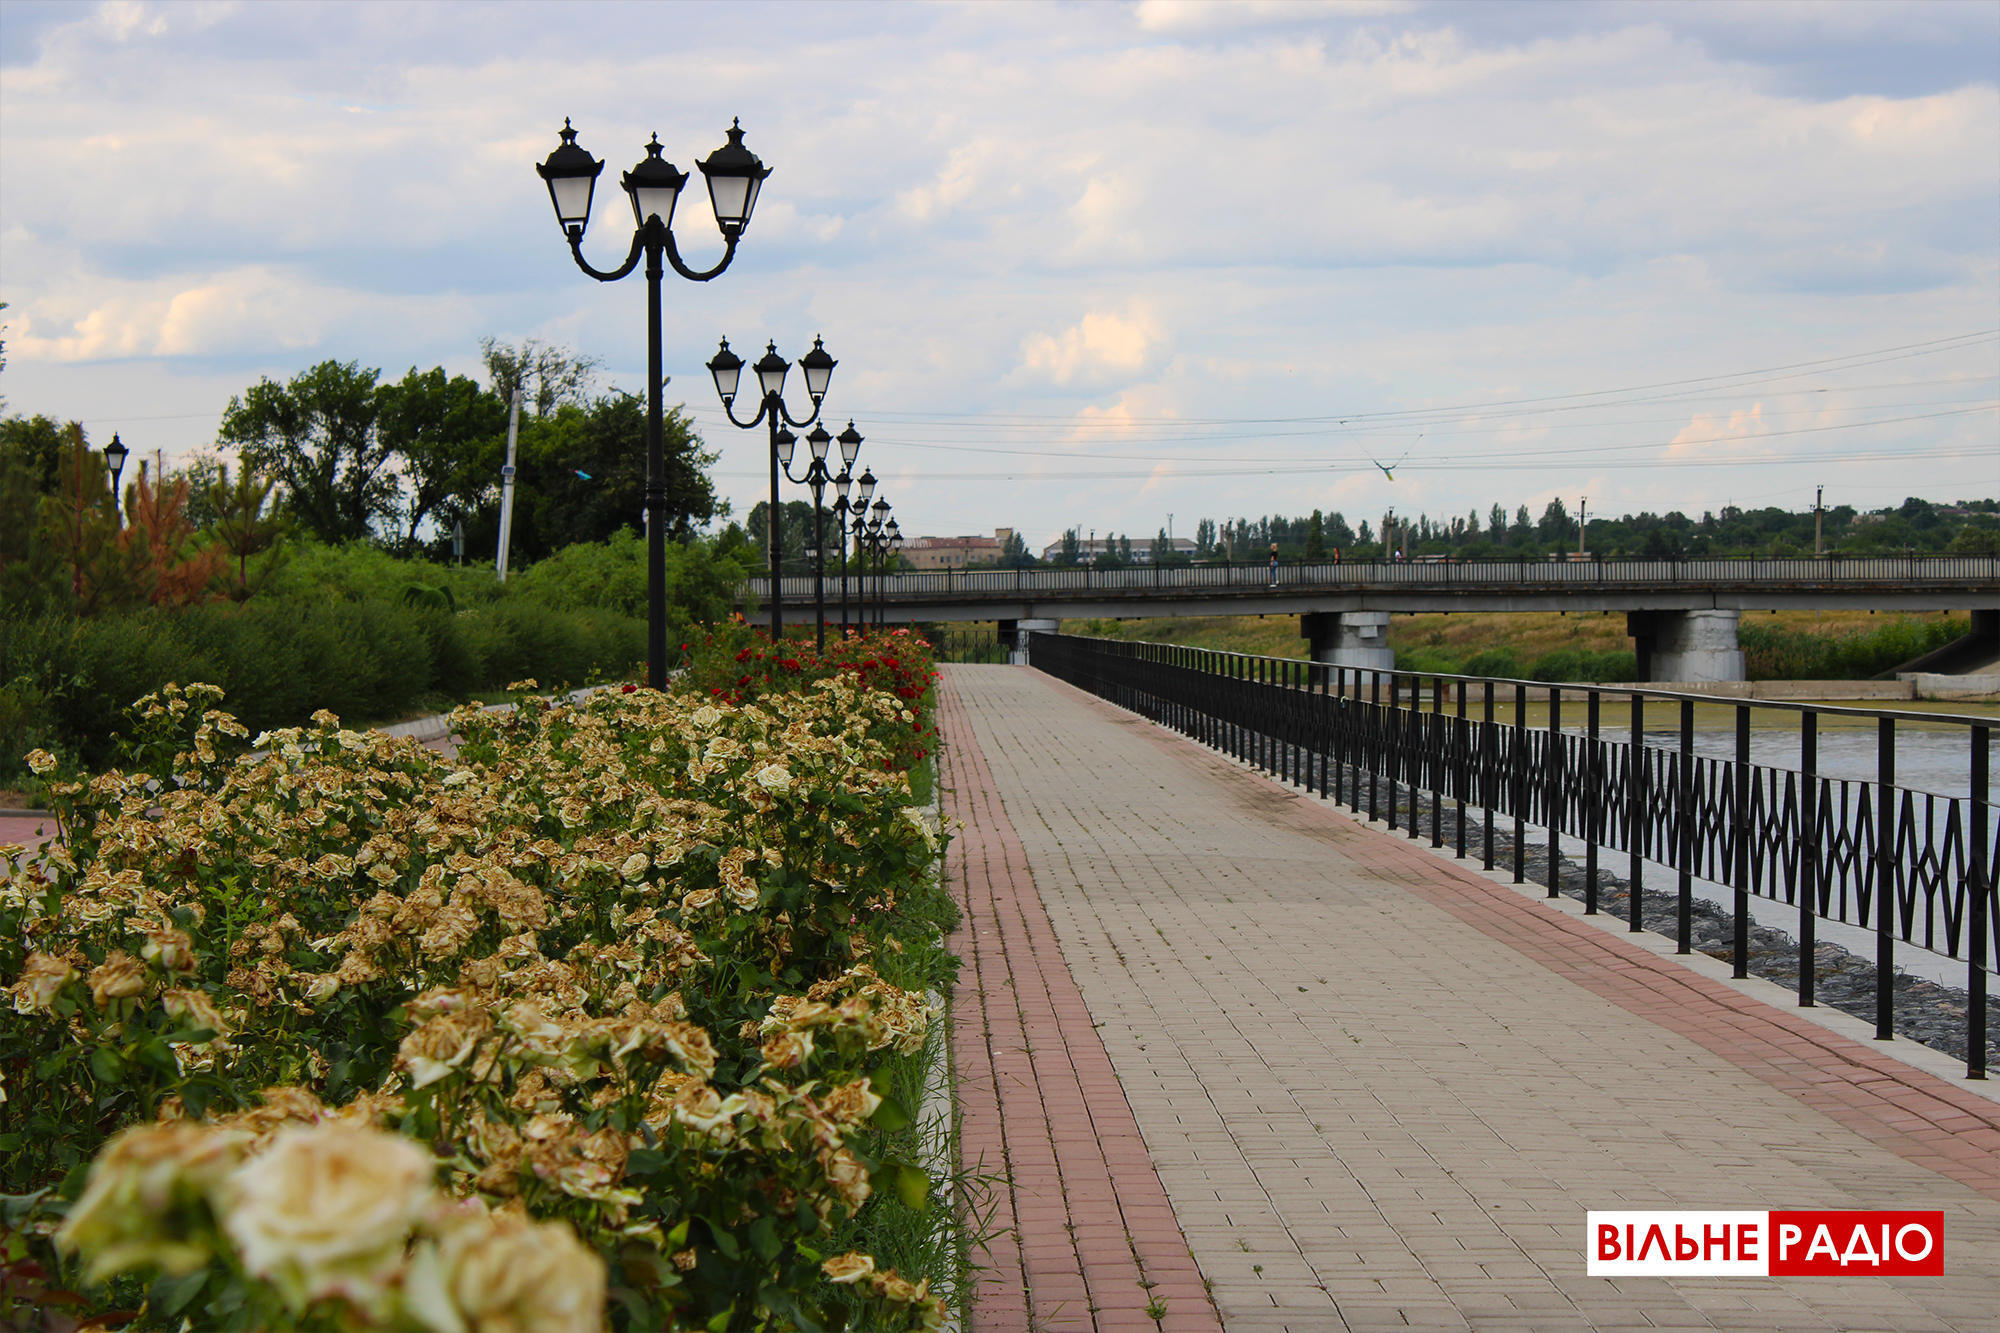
[1578,496,1588,557]
[496,388,522,581]
[1814,484,1824,557]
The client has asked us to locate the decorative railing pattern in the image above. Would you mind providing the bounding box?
[745,554,2000,605]
[1026,632,1996,1079]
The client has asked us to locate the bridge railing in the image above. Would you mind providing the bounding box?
[1025,631,1997,1079]
[745,554,1999,604]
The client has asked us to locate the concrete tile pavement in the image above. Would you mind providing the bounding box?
[939,664,2000,1333]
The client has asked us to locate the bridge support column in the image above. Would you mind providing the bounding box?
[1627,609,1745,683]
[1007,618,1059,665]
[1302,611,1395,673]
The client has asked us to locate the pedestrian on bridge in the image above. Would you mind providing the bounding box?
[1268,542,1280,587]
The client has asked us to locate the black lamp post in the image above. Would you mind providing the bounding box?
[708,335,836,644]
[838,466,877,634]
[102,433,130,527]
[538,116,768,689]
[780,419,864,652]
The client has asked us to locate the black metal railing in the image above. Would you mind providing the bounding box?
[929,627,1009,664]
[745,554,2000,608]
[1027,632,1996,1079]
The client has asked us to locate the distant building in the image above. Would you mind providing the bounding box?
[902,528,1014,570]
[1038,536,1198,564]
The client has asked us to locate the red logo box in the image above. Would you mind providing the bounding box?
[1768,1212,1945,1276]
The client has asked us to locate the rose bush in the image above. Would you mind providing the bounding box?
[0,629,953,1332]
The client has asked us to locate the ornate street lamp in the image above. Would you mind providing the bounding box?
[838,466,877,633]
[101,433,129,527]
[538,116,767,689]
[709,335,836,643]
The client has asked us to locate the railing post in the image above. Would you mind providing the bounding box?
[1630,692,1646,933]
[1547,686,1563,898]
[1338,667,1353,810]
[1290,660,1304,788]
[1392,676,1408,832]
[1406,676,1421,842]
[1800,711,1818,1005]
[1678,699,1695,955]
[1454,678,1468,859]
[1369,670,1382,824]
[1969,724,1989,1079]
[1512,683,1528,884]
[1584,689,1600,913]
[1431,678,1445,849]
[1876,717,1896,1040]
[1482,681,1496,870]
[1733,704,1751,979]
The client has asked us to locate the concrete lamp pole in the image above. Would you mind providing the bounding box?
[538,116,768,689]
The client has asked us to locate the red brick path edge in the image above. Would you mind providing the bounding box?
[940,676,1225,1333]
[1038,670,2000,1209]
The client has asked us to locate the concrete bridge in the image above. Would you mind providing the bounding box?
[742,554,2000,681]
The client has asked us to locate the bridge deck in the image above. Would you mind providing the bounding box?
[940,663,2000,1332]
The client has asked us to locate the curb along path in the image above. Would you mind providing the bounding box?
[940,672,1225,1333]
[939,664,2000,1333]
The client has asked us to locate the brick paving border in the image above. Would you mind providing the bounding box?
[941,675,1224,1333]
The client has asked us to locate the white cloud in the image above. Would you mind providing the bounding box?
[1,0,1993,542]
[1020,304,1162,386]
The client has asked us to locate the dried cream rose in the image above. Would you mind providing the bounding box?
[86,952,147,1007]
[421,1205,606,1333]
[220,1123,435,1311]
[25,749,57,775]
[141,927,197,974]
[10,952,77,1012]
[618,852,650,882]
[822,1251,875,1284]
[56,1122,249,1282]
[753,763,792,793]
[162,989,231,1047]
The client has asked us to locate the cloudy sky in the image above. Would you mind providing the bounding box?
[3,0,1996,552]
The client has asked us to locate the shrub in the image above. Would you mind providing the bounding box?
[5,666,952,1332]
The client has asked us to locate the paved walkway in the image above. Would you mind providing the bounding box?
[939,664,2000,1333]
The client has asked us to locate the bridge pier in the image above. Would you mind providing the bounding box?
[1627,608,1746,683]
[1003,618,1060,665]
[1301,611,1395,673]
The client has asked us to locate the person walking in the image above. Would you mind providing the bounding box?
[1268,542,1280,587]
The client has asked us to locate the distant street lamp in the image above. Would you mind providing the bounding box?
[857,498,897,627]
[838,466,877,634]
[883,515,902,627]
[708,335,837,643]
[781,420,867,651]
[538,116,768,689]
[102,433,129,527]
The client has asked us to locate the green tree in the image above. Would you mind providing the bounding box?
[375,365,509,551]
[1304,510,1326,559]
[1058,528,1081,566]
[999,530,1034,568]
[218,360,394,544]
[0,414,68,496]
[36,424,149,612]
[1538,497,1571,546]
[206,465,291,601]
[480,337,601,416]
[1194,517,1216,559]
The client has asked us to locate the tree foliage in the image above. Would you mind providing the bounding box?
[218,360,393,544]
